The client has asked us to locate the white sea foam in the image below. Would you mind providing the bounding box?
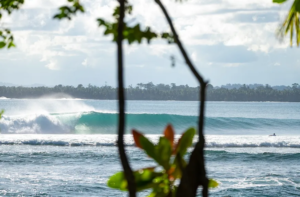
[0,114,73,134]
[0,135,299,148]
[205,135,300,148]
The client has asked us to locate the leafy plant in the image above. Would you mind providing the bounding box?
[53,0,84,20]
[0,0,24,48]
[96,2,174,45]
[274,0,300,46]
[0,27,15,49]
[107,124,218,196]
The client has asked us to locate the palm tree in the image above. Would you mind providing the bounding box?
[274,0,300,46]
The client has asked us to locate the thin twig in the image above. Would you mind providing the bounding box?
[117,0,136,196]
[154,0,209,196]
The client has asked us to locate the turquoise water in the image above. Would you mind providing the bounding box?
[0,99,300,196]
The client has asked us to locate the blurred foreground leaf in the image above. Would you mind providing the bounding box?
[155,137,172,170]
[273,0,289,3]
[140,135,157,160]
[276,0,300,46]
[163,124,175,146]
[132,129,144,149]
[174,127,195,156]
[0,110,4,119]
[208,179,219,188]
[107,168,162,191]
[53,0,84,20]
[0,28,16,49]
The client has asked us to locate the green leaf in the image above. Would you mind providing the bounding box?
[208,179,219,188]
[155,137,172,170]
[139,136,172,171]
[175,128,196,156]
[97,14,159,45]
[273,0,288,3]
[135,169,160,191]
[290,14,294,46]
[296,13,300,46]
[151,174,171,196]
[8,42,16,48]
[172,153,187,179]
[147,192,156,197]
[53,0,84,20]
[276,0,300,47]
[0,0,24,15]
[296,0,300,12]
[107,168,162,191]
[0,42,6,49]
[107,172,127,191]
[140,135,157,159]
[0,110,4,119]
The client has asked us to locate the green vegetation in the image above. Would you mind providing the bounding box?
[0,0,23,49]
[107,125,218,196]
[274,0,300,46]
[0,83,299,102]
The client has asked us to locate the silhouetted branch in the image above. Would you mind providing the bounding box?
[154,0,209,196]
[117,0,136,196]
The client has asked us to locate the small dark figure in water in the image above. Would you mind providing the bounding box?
[269,133,276,136]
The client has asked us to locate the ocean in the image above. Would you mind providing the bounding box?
[0,99,299,196]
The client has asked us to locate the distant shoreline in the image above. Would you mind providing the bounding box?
[0,84,299,102]
[0,97,299,103]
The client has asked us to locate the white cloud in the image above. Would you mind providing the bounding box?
[45,60,59,70]
[274,62,281,66]
[82,58,88,66]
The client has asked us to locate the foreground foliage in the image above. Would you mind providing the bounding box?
[107,125,218,196]
[274,0,300,46]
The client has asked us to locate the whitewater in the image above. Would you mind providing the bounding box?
[0,99,299,196]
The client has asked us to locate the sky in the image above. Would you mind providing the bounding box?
[0,0,299,87]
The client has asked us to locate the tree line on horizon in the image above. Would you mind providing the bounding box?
[0,82,299,102]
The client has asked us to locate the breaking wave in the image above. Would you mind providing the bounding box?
[0,111,299,134]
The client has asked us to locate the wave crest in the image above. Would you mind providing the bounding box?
[0,111,299,134]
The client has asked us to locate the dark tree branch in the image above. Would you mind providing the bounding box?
[154,0,209,196]
[117,0,136,196]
